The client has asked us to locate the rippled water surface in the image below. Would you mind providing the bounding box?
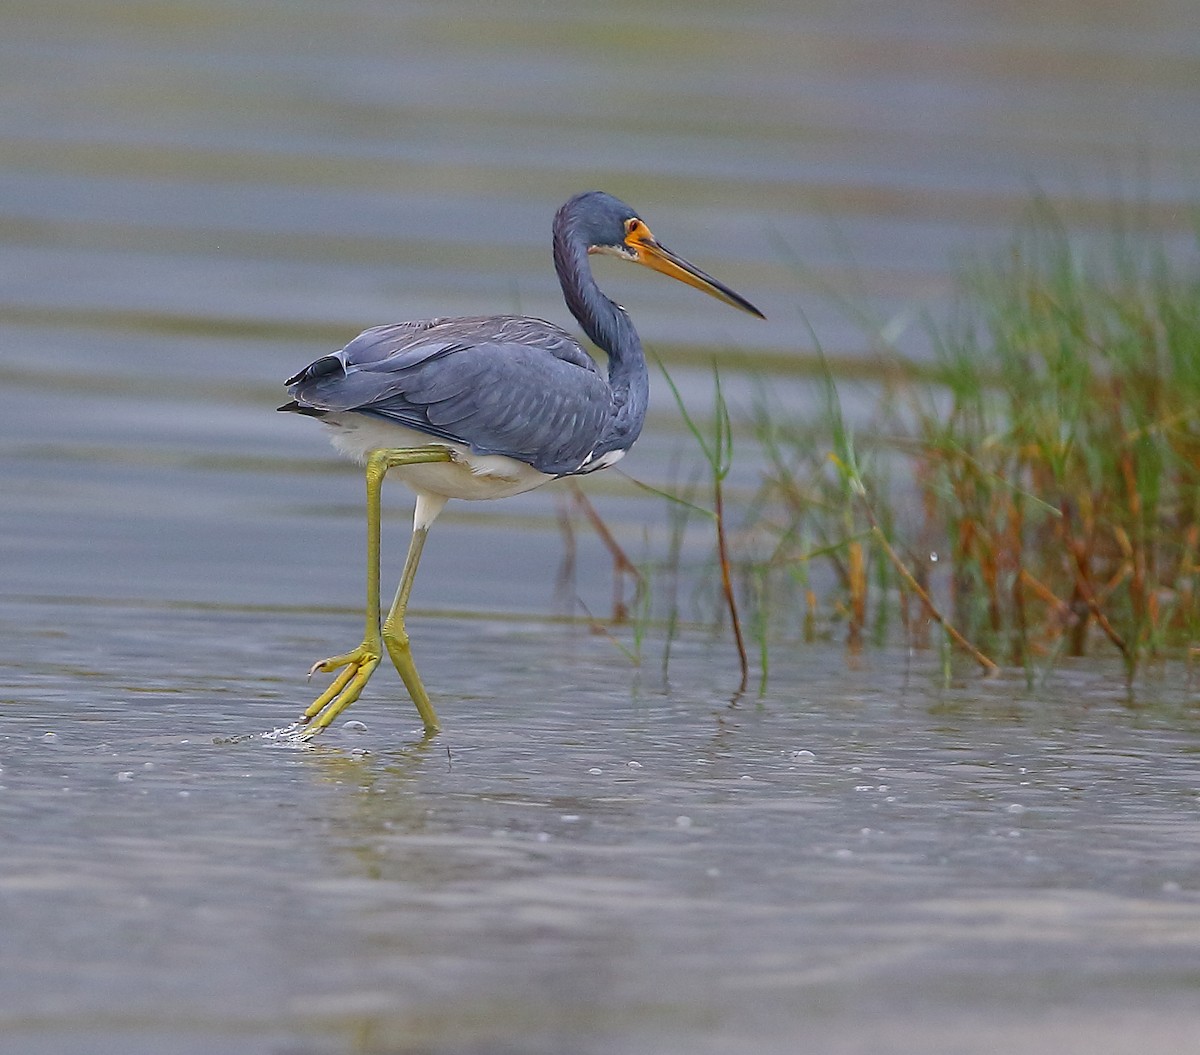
[2,1,1199,1053]
[4,600,1200,1054]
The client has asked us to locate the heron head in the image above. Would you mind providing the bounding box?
[563,191,764,319]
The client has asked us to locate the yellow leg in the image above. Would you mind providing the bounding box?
[380,524,440,732]
[301,446,451,735]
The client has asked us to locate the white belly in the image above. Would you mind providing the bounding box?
[320,414,555,502]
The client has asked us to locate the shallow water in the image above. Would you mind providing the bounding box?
[3,599,1200,1054]
[2,1,1200,1053]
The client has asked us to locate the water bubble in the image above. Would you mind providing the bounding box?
[790,750,816,762]
[40,732,59,744]
[1006,803,1026,814]
[626,761,643,769]
[116,771,135,782]
[143,762,155,769]
[342,720,368,733]
[587,767,602,775]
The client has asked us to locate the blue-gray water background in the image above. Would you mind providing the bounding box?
[2,2,1199,1053]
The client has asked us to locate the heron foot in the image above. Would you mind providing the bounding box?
[382,621,441,735]
[300,643,381,734]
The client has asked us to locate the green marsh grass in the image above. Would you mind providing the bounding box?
[622,202,1200,689]
[902,205,1200,681]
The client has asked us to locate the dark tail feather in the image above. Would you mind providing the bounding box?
[277,400,328,417]
[284,354,344,387]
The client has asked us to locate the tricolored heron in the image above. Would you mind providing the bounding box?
[279,191,763,736]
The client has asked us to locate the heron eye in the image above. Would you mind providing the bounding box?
[625,219,642,236]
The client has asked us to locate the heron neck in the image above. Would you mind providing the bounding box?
[598,308,650,454]
[552,228,649,453]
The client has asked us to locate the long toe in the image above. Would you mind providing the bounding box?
[301,643,381,732]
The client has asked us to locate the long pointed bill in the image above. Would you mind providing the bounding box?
[626,226,765,319]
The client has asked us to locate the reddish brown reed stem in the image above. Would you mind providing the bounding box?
[568,482,643,623]
[847,539,866,651]
[714,474,750,694]
[1060,499,1130,661]
[853,488,997,674]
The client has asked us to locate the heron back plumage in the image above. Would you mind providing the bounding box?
[281,315,615,476]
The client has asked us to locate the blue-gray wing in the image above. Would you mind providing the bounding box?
[283,316,613,476]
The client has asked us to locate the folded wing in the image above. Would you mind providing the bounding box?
[283,316,613,476]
